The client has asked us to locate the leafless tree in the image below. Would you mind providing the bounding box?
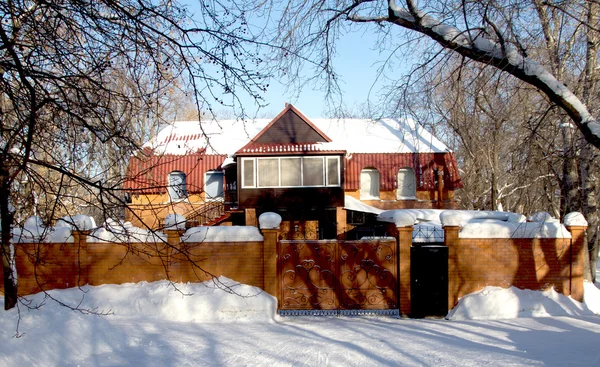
[1,0,272,310]
[262,0,600,280]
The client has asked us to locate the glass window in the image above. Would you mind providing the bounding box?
[360,168,380,199]
[240,156,340,189]
[302,157,324,186]
[242,159,255,188]
[258,158,279,187]
[205,171,224,200]
[280,158,302,186]
[326,157,339,186]
[397,168,416,199]
[168,171,187,200]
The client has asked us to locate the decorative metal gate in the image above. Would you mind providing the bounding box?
[278,239,399,316]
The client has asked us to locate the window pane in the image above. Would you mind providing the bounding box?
[280,158,301,186]
[168,171,187,200]
[397,168,416,198]
[360,169,379,199]
[303,157,324,186]
[242,159,255,187]
[258,158,279,187]
[326,157,339,186]
[205,171,224,199]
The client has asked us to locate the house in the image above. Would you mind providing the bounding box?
[124,104,462,239]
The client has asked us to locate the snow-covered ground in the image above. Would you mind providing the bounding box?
[1,269,599,367]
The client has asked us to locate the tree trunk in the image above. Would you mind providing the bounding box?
[580,141,599,282]
[580,0,599,282]
[1,165,17,310]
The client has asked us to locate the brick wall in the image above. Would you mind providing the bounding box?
[10,223,586,316]
[444,225,585,310]
[14,232,265,296]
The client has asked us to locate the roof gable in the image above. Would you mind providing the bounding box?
[247,104,332,144]
[143,107,452,156]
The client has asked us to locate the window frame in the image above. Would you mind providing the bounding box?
[241,158,256,188]
[360,168,380,200]
[167,170,188,201]
[204,170,225,202]
[240,155,341,189]
[397,167,417,200]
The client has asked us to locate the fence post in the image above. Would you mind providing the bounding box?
[262,229,280,297]
[72,230,90,287]
[336,206,346,240]
[397,225,413,316]
[443,225,460,312]
[565,224,587,302]
[164,229,185,283]
[259,212,282,297]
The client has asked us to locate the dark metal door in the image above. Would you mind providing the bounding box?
[410,245,448,318]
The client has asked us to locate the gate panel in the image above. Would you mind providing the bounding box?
[279,241,338,311]
[339,240,397,310]
[278,239,399,314]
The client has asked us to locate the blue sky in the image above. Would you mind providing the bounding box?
[252,30,388,119]
[183,1,402,119]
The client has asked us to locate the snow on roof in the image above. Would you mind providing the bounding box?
[344,195,384,215]
[144,117,451,156]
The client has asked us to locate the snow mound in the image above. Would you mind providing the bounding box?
[564,212,588,227]
[56,214,96,230]
[447,286,597,320]
[259,212,282,229]
[89,220,167,243]
[164,214,186,230]
[583,281,600,315]
[13,216,73,243]
[14,277,276,323]
[182,226,263,242]
[459,220,571,238]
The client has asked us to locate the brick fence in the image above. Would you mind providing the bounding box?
[8,222,586,316]
[443,224,586,311]
[14,230,265,296]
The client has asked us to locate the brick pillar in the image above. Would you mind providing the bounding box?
[245,208,258,227]
[164,230,185,282]
[566,225,587,302]
[165,230,183,247]
[397,225,413,316]
[336,206,346,240]
[444,225,460,311]
[73,230,90,287]
[262,228,280,297]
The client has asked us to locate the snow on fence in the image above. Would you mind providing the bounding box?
[12,214,272,297]
[9,210,588,316]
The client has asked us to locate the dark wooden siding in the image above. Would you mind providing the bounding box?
[237,187,345,210]
[255,110,327,144]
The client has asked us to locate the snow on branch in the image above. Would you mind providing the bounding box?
[379,0,600,148]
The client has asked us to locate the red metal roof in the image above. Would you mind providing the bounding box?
[125,151,462,194]
[236,143,346,156]
[124,153,226,194]
[345,152,463,190]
